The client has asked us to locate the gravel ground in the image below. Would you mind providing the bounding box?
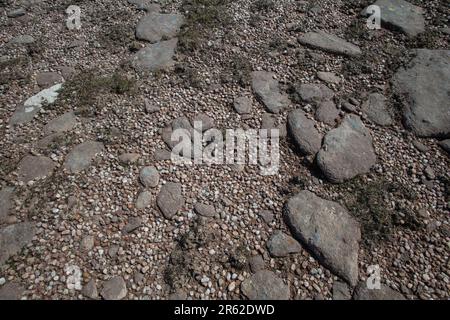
[0,0,448,300]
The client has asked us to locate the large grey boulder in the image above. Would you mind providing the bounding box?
[131,39,178,72]
[361,93,392,126]
[315,100,340,125]
[363,0,425,37]
[136,13,184,43]
[353,282,406,300]
[392,49,450,138]
[284,191,361,285]
[317,115,376,183]
[241,270,290,300]
[295,83,334,104]
[0,222,35,266]
[287,109,322,155]
[156,182,184,219]
[9,84,62,125]
[17,155,56,183]
[64,141,104,173]
[251,71,290,114]
[298,31,362,57]
[43,111,77,135]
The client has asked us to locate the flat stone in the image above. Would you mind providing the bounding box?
[17,155,55,183]
[241,270,290,300]
[156,182,184,219]
[259,210,274,224]
[100,276,127,300]
[7,8,26,18]
[192,113,214,132]
[315,100,340,125]
[64,141,104,173]
[80,235,95,252]
[233,96,252,114]
[82,279,98,299]
[8,35,35,45]
[139,166,159,188]
[43,111,77,135]
[298,30,362,57]
[251,71,290,114]
[284,191,361,285]
[118,153,140,164]
[10,84,62,125]
[266,230,302,257]
[361,93,392,126]
[438,139,450,154]
[122,217,142,234]
[135,13,184,43]
[317,115,377,183]
[0,282,25,300]
[287,109,322,155]
[36,72,64,87]
[136,191,152,209]
[296,83,334,104]
[353,282,405,300]
[194,202,216,217]
[392,49,450,137]
[363,0,425,37]
[0,187,14,223]
[154,148,172,160]
[317,71,342,84]
[333,281,352,300]
[144,99,160,113]
[131,39,178,72]
[0,222,35,266]
[248,255,265,273]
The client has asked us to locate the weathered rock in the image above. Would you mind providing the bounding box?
[317,71,342,84]
[122,217,142,234]
[136,191,152,209]
[298,31,362,57]
[438,139,450,154]
[100,276,127,300]
[64,141,104,173]
[363,0,425,37]
[10,84,62,125]
[249,255,265,273]
[0,187,14,223]
[118,153,140,164]
[251,71,290,114]
[296,83,334,104]
[154,148,172,161]
[139,166,159,188]
[0,282,25,300]
[353,282,406,300]
[361,93,392,126]
[287,109,322,155]
[333,281,352,300]
[284,191,361,285]
[241,270,290,300]
[43,111,77,135]
[82,279,98,299]
[8,35,35,45]
[17,155,55,183]
[233,96,252,114]
[0,222,35,266]
[80,235,95,252]
[259,210,274,224]
[36,72,64,87]
[192,113,214,132]
[267,231,302,257]
[131,39,178,72]
[144,99,160,114]
[135,13,184,43]
[317,115,376,183]
[194,202,216,217]
[157,182,184,219]
[392,49,450,137]
[315,100,340,125]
